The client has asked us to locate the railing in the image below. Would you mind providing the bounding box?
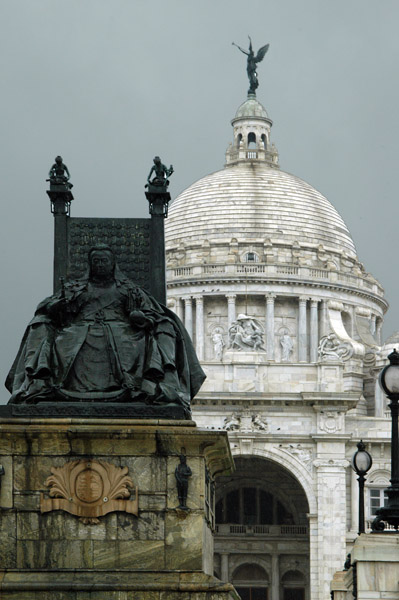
[168,263,383,296]
[173,267,193,277]
[203,265,226,274]
[276,265,299,275]
[215,523,308,536]
[237,264,267,274]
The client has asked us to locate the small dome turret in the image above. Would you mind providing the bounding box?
[226,93,279,167]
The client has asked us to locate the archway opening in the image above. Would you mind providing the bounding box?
[282,569,306,600]
[248,132,257,148]
[233,563,269,600]
[215,456,310,599]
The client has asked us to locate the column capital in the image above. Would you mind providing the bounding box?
[266,293,277,303]
[226,293,237,301]
[183,296,192,304]
[310,298,320,307]
[299,296,309,303]
[193,294,204,303]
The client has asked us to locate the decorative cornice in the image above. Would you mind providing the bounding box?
[167,278,387,311]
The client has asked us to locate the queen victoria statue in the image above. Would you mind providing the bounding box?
[6,244,205,418]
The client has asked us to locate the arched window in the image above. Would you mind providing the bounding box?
[237,133,243,148]
[247,132,257,148]
[261,133,267,149]
[282,570,306,600]
[244,252,259,263]
[233,563,269,600]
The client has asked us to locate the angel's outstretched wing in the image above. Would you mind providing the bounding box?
[255,44,269,63]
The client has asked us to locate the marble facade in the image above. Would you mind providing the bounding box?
[165,93,394,600]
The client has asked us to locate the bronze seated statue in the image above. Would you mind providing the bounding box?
[6,244,205,418]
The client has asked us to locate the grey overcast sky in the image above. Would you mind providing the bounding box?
[1,0,398,403]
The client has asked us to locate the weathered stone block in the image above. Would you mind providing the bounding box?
[124,456,167,492]
[92,539,165,569]
[17,511,40,540]
[0,511,17,567]
[117,511,164,541]
[164,511,203,570]
[17,539,93,569]
[0,455,13,508]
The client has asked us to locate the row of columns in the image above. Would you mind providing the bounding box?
[176,294,325,363]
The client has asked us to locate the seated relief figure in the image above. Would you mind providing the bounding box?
[6,244,205,416]
[228,314,265,351]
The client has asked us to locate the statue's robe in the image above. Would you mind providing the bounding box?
[6,271,205,414]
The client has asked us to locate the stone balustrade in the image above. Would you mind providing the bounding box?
[167,263,384,297]
[215,523,308,536]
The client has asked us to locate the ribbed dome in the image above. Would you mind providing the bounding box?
[166,162,357,257]
[234,96,269,120]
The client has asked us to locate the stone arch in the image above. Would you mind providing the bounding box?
[368,468,390,486]
[215,475,302,525]
[233,562,269,582]
[261,133,267,149]
[231,446,317,514]
[229,555,270,582]
[247,131,256,148]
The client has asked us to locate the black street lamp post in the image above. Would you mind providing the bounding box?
[372,349,399,532]
[351,440,372,534]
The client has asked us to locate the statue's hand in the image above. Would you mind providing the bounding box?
[129,310,154,330]
[47,297,69,320]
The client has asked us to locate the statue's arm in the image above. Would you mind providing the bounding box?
[232,42,249,56]
[147,165,155,182]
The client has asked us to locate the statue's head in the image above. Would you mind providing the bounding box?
[153,156,161,165]
[88,244,115,280]
[55,155,63,164]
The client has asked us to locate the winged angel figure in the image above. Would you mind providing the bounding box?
[233,36,269,95]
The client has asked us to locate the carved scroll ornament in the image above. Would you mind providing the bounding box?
[40,459,138,524]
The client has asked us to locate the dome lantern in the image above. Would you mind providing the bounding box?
[225,93,279,168]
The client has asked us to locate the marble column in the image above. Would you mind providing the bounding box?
[271,553,279,600]
[320,299,328,339]
[184,297,193,339]
[310,299,319,363]
[298,296,308,362]
[176,297,184,322]
[266,294,276,361]
[220,552,229,582]
[226,294,236,329]
[194,295,204,360]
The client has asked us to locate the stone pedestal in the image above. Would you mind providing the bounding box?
[331,533,399,600]
[0,417,237,599]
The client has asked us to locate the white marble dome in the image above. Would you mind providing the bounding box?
[234,96,269,119]
[166,162,357,258]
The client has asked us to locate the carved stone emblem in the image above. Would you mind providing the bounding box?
[40,459,138,524]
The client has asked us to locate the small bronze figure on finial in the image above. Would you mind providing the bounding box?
[146,156,174,192]
[232,36,269,96]
[175,454,192,510]
[47,156,73,190]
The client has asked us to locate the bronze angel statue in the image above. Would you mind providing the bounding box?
[233,36,269,95]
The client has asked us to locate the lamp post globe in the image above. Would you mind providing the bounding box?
[351,440,372,534]
[372,349,399,531]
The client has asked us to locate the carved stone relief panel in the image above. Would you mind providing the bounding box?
[40,459,138,524]
[316,410,344,434]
